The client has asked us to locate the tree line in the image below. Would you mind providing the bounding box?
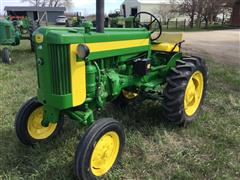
[177,0,236,28]
[22,0,238,28]
[22,0,72,7]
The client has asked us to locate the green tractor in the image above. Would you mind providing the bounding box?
[108,9,139,28]
[0,17,38,63]
[110,16,138,28]
[66,12,85,27]
[0,19,20,63]
[15,0,208,179]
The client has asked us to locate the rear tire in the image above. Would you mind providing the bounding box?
[75,118,125,180]
[162,56,208,125]
[15,97,64,145]
[2,48,11,63]
[29,20,39,52]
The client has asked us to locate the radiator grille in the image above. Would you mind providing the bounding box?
[49,44,71,95]
[5,26,10,39]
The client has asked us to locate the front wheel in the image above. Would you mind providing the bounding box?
[2,48,11,63]
[74,118,125,180]
[15,97,64,145]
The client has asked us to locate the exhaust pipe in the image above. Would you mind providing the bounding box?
[96,0,104,33]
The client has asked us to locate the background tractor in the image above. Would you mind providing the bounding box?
[66,12,85,27]
[109,15,138,28]
[107,9,137,28]
[15,0,208,179]
[0,17,38,63]
[0,19,20,63]
[66,10,138,28]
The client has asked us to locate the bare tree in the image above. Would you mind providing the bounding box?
[22,0,42,6]
[178,0,235,28]
[199,0,235,28]
[155,1,177,24]
[48,0,72,7]
[200,0,212,28]
[178,0,197,28]
[195,0,203,27]
[22,0,73,7]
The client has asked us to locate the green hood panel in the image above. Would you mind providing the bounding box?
[34,27,150,44]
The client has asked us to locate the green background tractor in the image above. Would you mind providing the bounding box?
[66,13,85,27]
[110,16,138,28]
[15,0,208,179]
[0,19,20,63]
[0,17,38,63]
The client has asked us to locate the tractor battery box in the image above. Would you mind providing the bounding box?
[133,58,151,76]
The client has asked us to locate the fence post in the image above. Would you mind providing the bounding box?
[222,12,225,26]
[176,18,178,29]
[167,19,169,29]
[184,19,186,30]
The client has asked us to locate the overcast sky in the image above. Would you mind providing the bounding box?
[0,0,123,15]
[71,0,123,15]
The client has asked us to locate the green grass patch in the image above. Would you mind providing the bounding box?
[0,41,240,179]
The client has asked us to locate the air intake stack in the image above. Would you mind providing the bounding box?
[96,0,105,33]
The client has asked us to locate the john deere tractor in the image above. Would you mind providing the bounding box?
[15,0,208,179]
[0,19,20,63]
[0,17,38,63]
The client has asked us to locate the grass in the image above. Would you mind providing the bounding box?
[0,40,240,179]
[163,24,240,32]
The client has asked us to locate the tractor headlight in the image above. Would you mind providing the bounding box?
[35,33,44,44]
[77,44,90,60]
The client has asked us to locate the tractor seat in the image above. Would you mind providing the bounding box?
[151,32,183,52]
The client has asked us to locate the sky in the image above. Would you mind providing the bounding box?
[0,0,123,15]
[71,0,123,15]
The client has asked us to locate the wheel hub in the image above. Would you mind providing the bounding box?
[90,131,120,176]
[27,107,57,139]
[184,71,204,116]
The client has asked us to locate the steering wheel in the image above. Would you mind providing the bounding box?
[133,11,162,42]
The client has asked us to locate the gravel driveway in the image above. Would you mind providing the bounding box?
[182,29,240,65]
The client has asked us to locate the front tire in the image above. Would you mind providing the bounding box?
[29,20,38,52]
[2,48,11,63]
[75,118,125,180]
[162,56,208,125]
[15,97,64,145]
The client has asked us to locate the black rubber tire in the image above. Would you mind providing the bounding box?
[29,20,39,52]
[15,97,64,145]
[2,48,11,64]
[162,56,208,125]
[74,118,125,180]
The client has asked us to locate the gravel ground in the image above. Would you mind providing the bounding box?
[182,29,240,65]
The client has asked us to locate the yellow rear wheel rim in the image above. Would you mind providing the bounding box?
[184,71,204,116]
[122,89,138,99]
[90,131,120,177]
[27,107,57,139]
